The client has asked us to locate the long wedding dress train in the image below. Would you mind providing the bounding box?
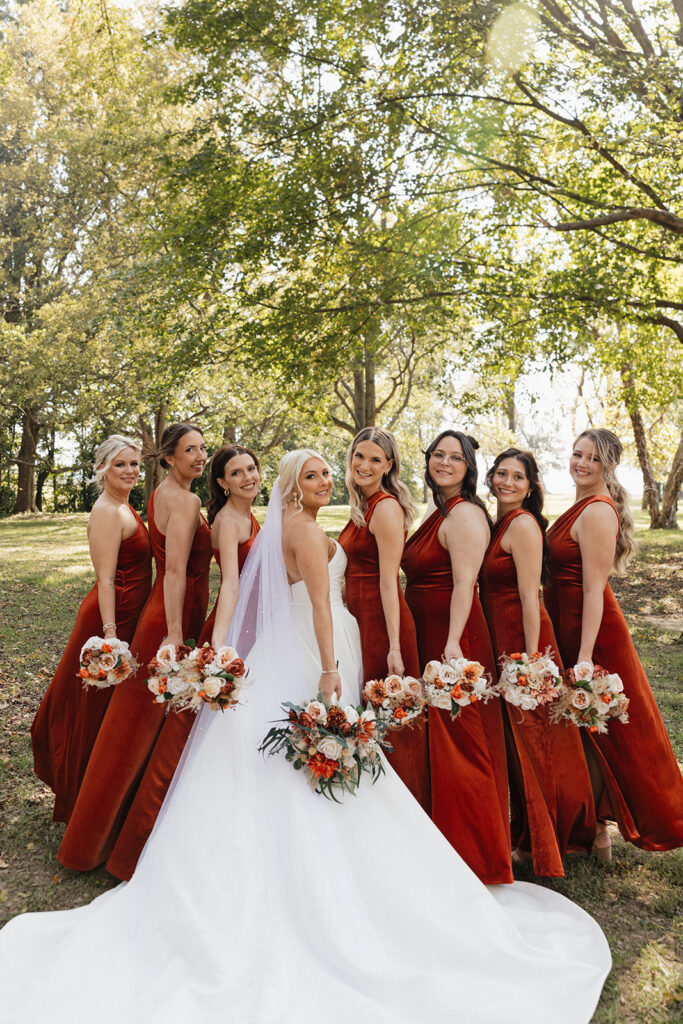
[0,497,610,1024]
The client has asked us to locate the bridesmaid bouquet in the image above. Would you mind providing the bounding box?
[147,642,249,713]
[495,649,562,711]
[362,675,425,730]
[422,658,497,719]
[259,697,386,799]
[78,637,138,688]
[550,662,629,733]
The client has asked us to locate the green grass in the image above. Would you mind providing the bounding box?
[0,506,681,1021]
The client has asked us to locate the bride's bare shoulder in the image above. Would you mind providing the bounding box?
[283,516,327,550]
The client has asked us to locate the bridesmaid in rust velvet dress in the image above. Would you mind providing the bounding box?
[479,448,596,875]
[402,430,512,884]
[200,443,261,648]
[338,427,429,811]
[58,423,212,879]
[545,428,683,858]
[31,435,152,824]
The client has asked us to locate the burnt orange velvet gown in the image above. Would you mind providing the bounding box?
[57,491,212,878]
[545,495,683,850]
[338,492,429,812]
[402,497,513,884]
[31,510,152,824]
[479,509,596,876]
[199,513,260,645]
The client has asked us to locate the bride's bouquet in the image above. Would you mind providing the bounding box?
[422,657,497,719]
[78,637,137,688]
[361,675,425,730]
[147,642,249,712]
[495,649,562,711]
[259,696,386,799]
[550,662,629,733]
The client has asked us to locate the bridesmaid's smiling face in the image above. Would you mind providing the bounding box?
[298,457,333,511]
[219,453,260,503]
[103,447,140,494]
[169,430,208,481]
[350,440,392,495]
[428,436,468,496]
[490,457,528,511]
[570,437,605,491]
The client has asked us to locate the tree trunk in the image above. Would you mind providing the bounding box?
[35,425,56,512]
[654,430,683,529]
[140,403,168,513]
[620,365,660,527]
[12,404,41,513]
[504,384,516,433]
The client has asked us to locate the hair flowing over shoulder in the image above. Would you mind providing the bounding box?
[575,429,635,572]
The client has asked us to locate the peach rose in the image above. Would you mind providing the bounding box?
[385,675,404,695]
[571,689,591,710]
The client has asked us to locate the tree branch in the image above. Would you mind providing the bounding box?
[543,207,683,235]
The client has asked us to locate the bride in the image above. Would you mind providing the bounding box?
[0,450,610,1024]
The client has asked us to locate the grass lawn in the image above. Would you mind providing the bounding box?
[0,504,681,1020]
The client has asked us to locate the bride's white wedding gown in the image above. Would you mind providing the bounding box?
[0,541,610,1024]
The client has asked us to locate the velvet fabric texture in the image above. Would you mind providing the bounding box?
[338,492,429,812]
[31,510,152,824]
[545,495,683,850]
[57,491,212,879]
[402,497,513,884]
[479,509,596,876]
[199,513,260,645]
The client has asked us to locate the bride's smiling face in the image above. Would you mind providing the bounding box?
[298,457,333,511]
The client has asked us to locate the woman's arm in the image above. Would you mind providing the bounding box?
[573,502,618,667]
[505,515,543,653]
[88,506,124,639]
[294,525,341,702]
[440,503,490,661]
[163,492,201,646]
[370,498,407,676]
[210,517,241,648]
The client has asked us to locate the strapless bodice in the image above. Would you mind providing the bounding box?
[290,541,347,606]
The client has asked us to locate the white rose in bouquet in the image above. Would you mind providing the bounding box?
[203,678,222,699]
[574,662,593,682]
[156,643,180,672]
[343,706,359,726]
[317,736,343,761]
[432,691,452,711]
[439,664,459,687]
[305,701,327,725]
[166,675,188,696]
[423,661,442,684]
[98,652,118,672]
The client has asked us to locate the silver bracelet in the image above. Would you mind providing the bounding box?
[320,667,340,675]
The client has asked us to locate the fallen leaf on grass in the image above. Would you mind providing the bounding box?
[0,859,8,869]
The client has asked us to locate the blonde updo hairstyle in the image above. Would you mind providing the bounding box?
[345,426,416,530]
[575,428,635,572]
[92,435,140,490]
[279,449,330,513]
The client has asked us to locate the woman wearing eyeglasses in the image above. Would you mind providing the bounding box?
[401,430,512,883]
